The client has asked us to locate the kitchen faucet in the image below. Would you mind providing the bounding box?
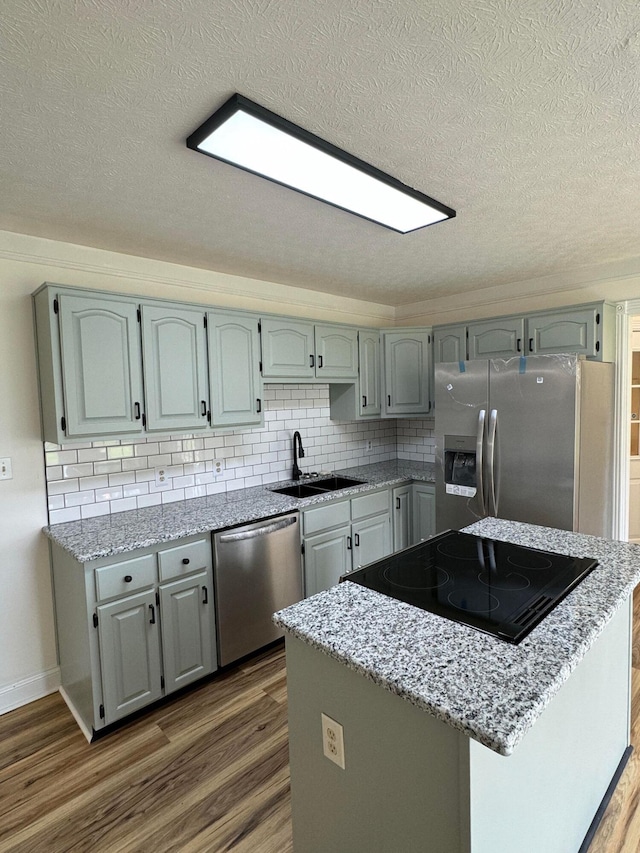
[292,431,305,480]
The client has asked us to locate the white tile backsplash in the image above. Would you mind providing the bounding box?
[43,385,434,521]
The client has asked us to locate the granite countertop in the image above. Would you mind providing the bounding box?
[274,517,640,757]
[43,460,434,563]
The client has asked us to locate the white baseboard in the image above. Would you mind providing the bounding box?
[0,666,61,715]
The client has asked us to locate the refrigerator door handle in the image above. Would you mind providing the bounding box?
[487,409,498,516]
[476,409,487,515]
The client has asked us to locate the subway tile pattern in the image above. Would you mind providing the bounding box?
[44,384,434,524]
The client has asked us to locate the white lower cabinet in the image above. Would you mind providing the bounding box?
[98,588,163,725]
[392,482,436,550]
[303,490,392,597]
[50,534,216,737]
[392,484,413,551]
[303,524,352,598]
[413,483,436,541]
[159,571,214,693]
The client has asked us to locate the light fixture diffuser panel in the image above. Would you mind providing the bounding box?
[187,94,455,233]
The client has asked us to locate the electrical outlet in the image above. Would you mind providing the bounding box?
[365,439,373,454]
[154,467,170,488]
[0,457,13,480]
[321,713,345,769]
[212,459,224,477]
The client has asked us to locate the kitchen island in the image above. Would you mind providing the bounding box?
[274,518,640,853]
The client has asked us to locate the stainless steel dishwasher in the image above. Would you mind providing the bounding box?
[213,512,302,666]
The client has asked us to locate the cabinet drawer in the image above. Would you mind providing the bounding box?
[95,554,156,601]
[158,538,212,582]
[303,500,350,535]
[351,490,390,521]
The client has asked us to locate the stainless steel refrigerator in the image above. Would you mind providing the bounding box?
[434,353,614,537]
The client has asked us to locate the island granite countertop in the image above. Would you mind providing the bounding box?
[43,459,434,563]
[274,517,640,756]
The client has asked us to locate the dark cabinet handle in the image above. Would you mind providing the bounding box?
[516,338,521,352]
[396,497,400,509]
[149,604,156,624]
[529,338,534,352]
[124,574,133,583]
[256,398,262,413]
[347,536,352,550]
[362,395,367,408]
[354,533,360,547]
[182,558,190,565]
[202,585,209,605]
[201,400,207,417]
[309,354,315,368]
[134,402,141,420]
[387,395,391,407]
[318,355,323,368]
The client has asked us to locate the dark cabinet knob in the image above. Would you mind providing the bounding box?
[182,558,190,565]
[124,575,133,582]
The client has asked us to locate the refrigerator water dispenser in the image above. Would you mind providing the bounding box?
[443,435,477,498]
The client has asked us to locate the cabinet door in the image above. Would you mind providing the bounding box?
[352,512,391,571]
[58,294,144,438]
[412,484,436,543]
[392,485,412,552]
[314,325,358,379]
[141,304,209,433]
[468,317,525,360]
[433,325,467,363]
[261,317,315,378]
[527,308,599,358]
[359,330,381,416]
[159,570,215,693]
[383,330,432,416]
[208,311,263,427]
[304,525,351,597]
[98,588,162,725]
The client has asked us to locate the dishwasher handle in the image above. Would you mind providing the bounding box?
[217,515,297,543]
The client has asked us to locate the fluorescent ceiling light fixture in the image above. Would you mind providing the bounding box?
[186,94,456,234]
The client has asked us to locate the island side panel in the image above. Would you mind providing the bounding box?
[468,597,632,853]
[285,635,470,853]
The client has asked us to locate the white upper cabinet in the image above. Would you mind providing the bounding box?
[260,317,316,379]
[527,306,601,357]
[314,325,358,379]
[56,292,145,440]
[207,310,263,427]
[434,303,614,363]
[358,330,381,416]
[329,329,381,421]
[261,316,358,381]
[382,329,432,417]
[433,324,467,363]
[467,317,525,360]
[141,304,209,433]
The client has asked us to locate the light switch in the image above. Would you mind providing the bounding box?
[0,458,13,480]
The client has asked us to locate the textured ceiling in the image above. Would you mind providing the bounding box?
[1,0,640,306]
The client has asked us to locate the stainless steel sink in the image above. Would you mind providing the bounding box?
[271,483,329,498]
[314,476,365,491]
[271,475,365,498]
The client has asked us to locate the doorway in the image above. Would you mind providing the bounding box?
[613,301,640,542]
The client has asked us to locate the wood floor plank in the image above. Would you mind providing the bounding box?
[1,692,288,852]
[0,724,169,838]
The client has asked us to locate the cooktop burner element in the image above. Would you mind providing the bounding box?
[342,530,598,644]
[383,562,449,590]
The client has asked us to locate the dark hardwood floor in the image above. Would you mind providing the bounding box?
[1,593,639,852]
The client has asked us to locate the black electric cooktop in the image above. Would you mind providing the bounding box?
[342,530,598,644]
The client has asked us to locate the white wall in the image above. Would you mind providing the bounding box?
[0,230,393,714]
[2,227,639,714]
